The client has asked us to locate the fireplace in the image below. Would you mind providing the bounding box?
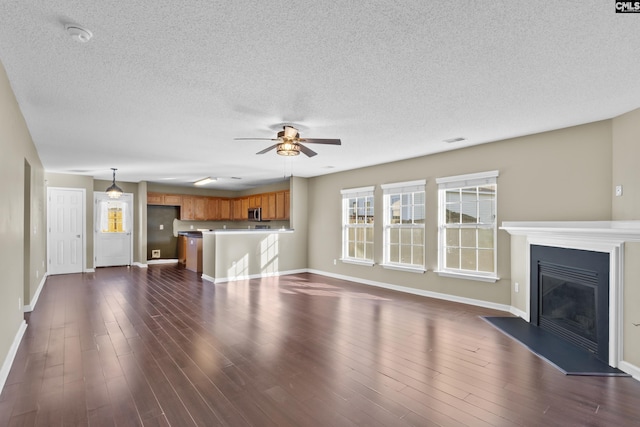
[530,245,609,363]
[501,220,640,374]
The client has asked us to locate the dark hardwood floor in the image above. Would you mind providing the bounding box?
[1,266,640,426]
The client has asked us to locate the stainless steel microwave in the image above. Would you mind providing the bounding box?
[248,207,266,221]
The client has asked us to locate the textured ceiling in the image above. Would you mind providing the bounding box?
[1,1,639,190]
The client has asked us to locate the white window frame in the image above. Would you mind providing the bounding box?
[436,170,499,282]
[381,180,426,273]
[340,186,375,266]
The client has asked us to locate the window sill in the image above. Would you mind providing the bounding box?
[340,258,375,267]
[435,270,499,283]
[380,264,426,274]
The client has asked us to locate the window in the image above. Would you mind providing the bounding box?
[341,186,375,265]
[436,170,499,282]
[381,180,426,272]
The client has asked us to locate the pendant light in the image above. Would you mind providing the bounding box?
[105,168,123,199]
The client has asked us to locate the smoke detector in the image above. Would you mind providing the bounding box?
[65,24,93,43]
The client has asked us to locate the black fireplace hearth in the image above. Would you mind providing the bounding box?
[530,245,610,363]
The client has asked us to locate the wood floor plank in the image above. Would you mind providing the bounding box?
[1,266,640,426]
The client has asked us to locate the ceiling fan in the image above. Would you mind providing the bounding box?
[235,125,341,157]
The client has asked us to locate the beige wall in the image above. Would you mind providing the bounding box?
[0,61,46,374]
[612,108,640,220]
[307,120,613,306]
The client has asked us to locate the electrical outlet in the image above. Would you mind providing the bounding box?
[190,225,194,229]
[615,185,623,197]
[151,250,161,258]
[515,282,519,293]
[36,269,39,279]
[18,297,21,310]
[333,259,337,265]
[159,224,164,230]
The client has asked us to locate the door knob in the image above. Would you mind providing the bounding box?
[76,235,81,238]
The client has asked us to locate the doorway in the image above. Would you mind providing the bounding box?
[94,192,133,267]
[47,187,85,275]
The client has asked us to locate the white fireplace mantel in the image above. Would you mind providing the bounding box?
[501,220,640,372]
[501,221,640,242]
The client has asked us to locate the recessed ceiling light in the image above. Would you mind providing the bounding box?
[65,24,93,43]
[443,137,466,143]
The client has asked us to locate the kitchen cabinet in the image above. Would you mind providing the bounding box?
[151,190,287,221]
[275,191,285,219]
[193,197,206,220]
[206,197,219,220]
[148,192,183,206]
[262,193,276,219]
[177,235,187,265]
[248,195,261,208]
[181,197,194,220]
[163,194,182,206]
[147,192,163,205]
[181,196,207,220]
[185,236,202,273]
[219,198,231,220]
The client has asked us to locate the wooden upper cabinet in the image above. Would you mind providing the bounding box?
[181,196,194,220]
[206,197,219,220]
[219,198,231,220]
[193,197,206,220]
[147,192,163,205]
[248,195,261,208]
[275,191,285,219]
[163,194,182,206]
[262,193,276,220]
[147,192,182,206]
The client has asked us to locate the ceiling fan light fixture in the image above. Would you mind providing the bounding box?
[105,168,123,199]
[283,126,299,139]
[194,177,216,186]
[277,141,301,156]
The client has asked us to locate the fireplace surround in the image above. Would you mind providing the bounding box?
[501,221,640,371]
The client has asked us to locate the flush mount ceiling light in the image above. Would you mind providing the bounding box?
[105,168,123,199]
[65,24,93,43]
[194,177,217,186]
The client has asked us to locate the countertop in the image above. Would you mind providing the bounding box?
[179,229,294,237]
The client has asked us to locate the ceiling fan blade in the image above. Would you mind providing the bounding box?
[235,137,277,141]
[299,138,342,145]
[298,144,318,157]
[256,144,279,154]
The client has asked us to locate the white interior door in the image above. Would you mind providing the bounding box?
[48,188,85,275]
[94,192,133,267]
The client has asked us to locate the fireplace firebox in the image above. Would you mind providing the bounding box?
[530,245,610,363]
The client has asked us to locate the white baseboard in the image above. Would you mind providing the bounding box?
[307,269,512,313]
[133,262,148,268]
[147,259,178,265]
[619,361,640,381]
[84,268,95,273]
[0,320,27,394]
[204,269,308,284]
[24,273,48,312]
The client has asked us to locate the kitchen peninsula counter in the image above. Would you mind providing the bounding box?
[199,228,301,283]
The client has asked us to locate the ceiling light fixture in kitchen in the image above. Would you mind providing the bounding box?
[194,177,216,186]
[105,168,123,199]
